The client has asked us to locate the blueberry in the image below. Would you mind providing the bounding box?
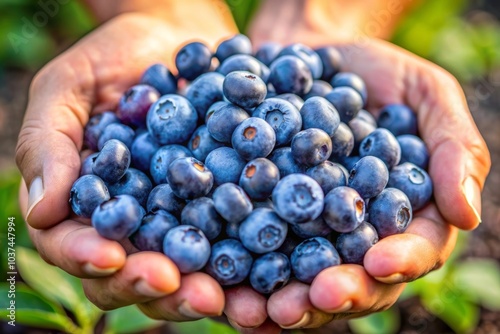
[107,168,152,208]
[368,188,413,238]
[185,72,225,120]
[314,46,342,82]
[163,225,211,273]
[205,101,229,124]
[92,195,144,240]
[276,231,303,257]
[97,123,135,151]
[250,252,291,294]
[356,109,377,127]
[215,34,252,62]
[223,71,267,109]
[278,43,323,79]
[140,63,177,95]
[147,94,198,145]
[397,134,429,170]
[92,139,131,183]
[149,145,192,185]
[325,87,363,123]
[337,155,362,171]
[322,186,365,233]
[70,175,110,218]
[272,174,324,224]
[359,128,401,169]
[268,147,306,177]
[291,128,332,167]
[84,111,119,151]
[330,72,367,103]
[166,157,213,199]
[130,210,179,252]
[269,55,313,95]
[146,184,185,218]
[175,41,212,81]
[117,84,160,127]
[130,132,159,173]
[255,42,282,66]
[291,237,341,283]
[348,117,376,153]
[274,93,304,110]
[329,122,355,159]
[239,158,280,200]
[306,161,346,194]
[252,98,302,146]
[377,104,418,136]
[207,103,249,143]
[388,162,433,210]
[232,117,276,160]
[300,96,340,136]
[303,80,334,99]
[336,222,378,265]
[205,147,247,185]
[205,239,253,285]
[217,54,263,76]
[213,183,253,223]
[290,216,332,239]
[239,208,288,253]
[188,125,225,162]
[181,197,223,240]
[80,153,98,176]
[348,156,389,199]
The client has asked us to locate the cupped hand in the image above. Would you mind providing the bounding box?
[16,12,277,330]
[252,39,490,329]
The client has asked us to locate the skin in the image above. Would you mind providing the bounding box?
[16,0,490,332]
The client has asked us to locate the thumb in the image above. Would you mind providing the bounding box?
[16,63,93,229]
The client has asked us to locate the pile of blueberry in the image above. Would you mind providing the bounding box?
[70,34,433,294]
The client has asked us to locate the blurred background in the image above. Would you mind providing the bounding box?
[0,0,500,333]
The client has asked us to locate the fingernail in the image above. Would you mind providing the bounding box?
[375,273,405,284]
[27,176,44,220]
[178,300,206,319]
[134,279,167,298]
[228,318,259,330]
[82,262,119,276]
[462,176,482,224]
[281,311,311,329]
[327,300,352,313]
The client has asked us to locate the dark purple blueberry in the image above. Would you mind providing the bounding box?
[146,94,198,145]
[130,210,179,252]
[149,145,192,185]
[80,153,98,176]
[213,183,253,224]
[130,132,159,173]
[166,157,213,199]
[215,34,252,62]
[290,216,332,239]
[325,87,363,123]
[239,158,280,201]
[336,222,378,265]
[140,63,177,95]
[188,125,225,162]
[163,225,211,273]
[146,184,185,218]
[217,54,263,76]
[223,71,267,109]
[359,128,401,169]
[329,122,355,159]
[397,134,429,170]
[175,41,212,81]
[70,174,110,218]
[272,174,324,224]
[291,128,332,167]
[348,156,389,199]
[304,80,334,99]
[181,197,223,240]
[239,208,288,253]
[306,161,346,195]
[117,84,160,127]
[314,46,342,82]
[322,186,365,233]
[269,55,313,95]
[368,188,413,238]
[268,147,306,177]
[250,252,291,294]
[97,123,135,151]
[83,111,119,151]
[255,42,282,66]
[206,103,249,143]
[388,162,433,211]
[92,195,144,240]
[377,104,418,136]
[331,72,367,103]
[107,168,152,208]
[186,72,225,119]
[278,43,323,79]
[205,239,253,286]
[291,237,340,284]
[300,96,340,136]
[232,117,276,160]
[205,147,247,185]
[92,139,131,183]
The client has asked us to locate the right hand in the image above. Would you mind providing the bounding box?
[16,12,276,332]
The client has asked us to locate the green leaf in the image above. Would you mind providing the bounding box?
[173,319,237,334]
[0,283,79,332]
[104,305,164,334]
[16,246,102,327]
[349,308,400,334]
[453,258,500,310]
